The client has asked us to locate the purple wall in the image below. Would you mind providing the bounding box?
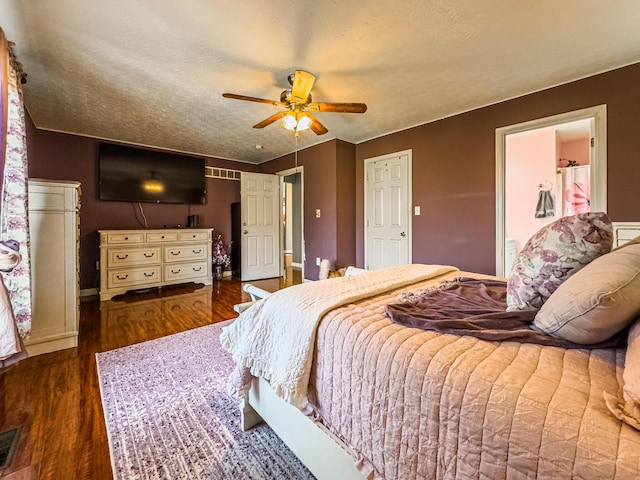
[259,139,357,279]
[26,116,258,290]
[25,61,640,289]
[354,62,640,274]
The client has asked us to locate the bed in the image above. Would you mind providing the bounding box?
[221,214,640,480]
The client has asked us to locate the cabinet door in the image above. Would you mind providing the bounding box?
[29,210,75,340]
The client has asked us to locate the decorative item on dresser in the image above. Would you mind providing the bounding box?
[27,179,81,356]
[99,229,213,301]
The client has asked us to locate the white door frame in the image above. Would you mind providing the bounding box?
[277,165,304,279]
[364,149,413,269]
[495,104,607,276]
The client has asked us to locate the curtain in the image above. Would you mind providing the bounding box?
[1,30,31,339]
[1,30,7,192]
[560,165,590,216]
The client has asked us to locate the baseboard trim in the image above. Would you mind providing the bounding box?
[80,288,99,298]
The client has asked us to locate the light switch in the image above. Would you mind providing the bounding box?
[315,209,321,218]
[414,206,421,216]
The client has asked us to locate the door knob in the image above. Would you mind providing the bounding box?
[400,231,406,237]
[243,230,248,234]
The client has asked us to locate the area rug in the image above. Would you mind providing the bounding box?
[96,321,315,480]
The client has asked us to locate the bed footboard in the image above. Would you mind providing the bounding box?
[243,376,365,480]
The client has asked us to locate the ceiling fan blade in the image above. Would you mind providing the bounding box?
[306,112,328,135]
[291,70,316,104]
[306,102,367,113]
[253,110,288,129]
[222,93,285,107]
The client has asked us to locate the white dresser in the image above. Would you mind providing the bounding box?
[99,228,213,300]
[26,179,81,355]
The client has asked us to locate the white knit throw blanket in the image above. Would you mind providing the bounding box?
[220,264,458,407]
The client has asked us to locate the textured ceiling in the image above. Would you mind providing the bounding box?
[2,1,640,164]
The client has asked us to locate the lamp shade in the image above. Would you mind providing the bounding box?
[281,111,312,133]
[282,112,298,131]
[296,113,312,131]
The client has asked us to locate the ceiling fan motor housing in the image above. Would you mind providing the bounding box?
[281,89,312,106]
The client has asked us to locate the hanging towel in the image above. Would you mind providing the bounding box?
[535,190,555,218]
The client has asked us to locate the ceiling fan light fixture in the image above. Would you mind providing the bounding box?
[296,113,312,131]
[282,111,298,131]
[282,111,312,133]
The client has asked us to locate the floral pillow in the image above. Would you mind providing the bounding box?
[506,212,613,311]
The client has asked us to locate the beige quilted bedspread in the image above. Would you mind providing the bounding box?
[308,270,640,480]
[221,264,457,407]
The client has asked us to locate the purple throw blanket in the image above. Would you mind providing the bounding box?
[385,277,624,349]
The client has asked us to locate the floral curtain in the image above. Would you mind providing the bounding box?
[1,30,7,188]
[1,31,31,339]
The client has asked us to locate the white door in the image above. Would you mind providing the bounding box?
[365,151,412,270]
[241,172,281,281]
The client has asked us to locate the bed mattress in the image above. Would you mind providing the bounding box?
[307,271,640,479]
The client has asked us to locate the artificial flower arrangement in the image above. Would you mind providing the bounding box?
[212,233,231,268]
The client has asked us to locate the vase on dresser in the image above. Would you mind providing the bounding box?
[214,265,224,281]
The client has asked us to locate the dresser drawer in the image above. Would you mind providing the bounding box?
[179,230,210,242]
[146,232,179,243]
[107,266,161,289]
[105,232,145,244]
[107,247,161,268]
[163,261,208,282]
[163,244,208,263]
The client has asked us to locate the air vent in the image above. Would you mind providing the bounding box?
[205,166,242,181]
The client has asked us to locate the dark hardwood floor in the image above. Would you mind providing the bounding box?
[0,270,301,480]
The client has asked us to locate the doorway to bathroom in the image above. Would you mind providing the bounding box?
[495,105,607,276]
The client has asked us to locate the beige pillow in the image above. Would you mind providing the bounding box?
[533,241,640,344]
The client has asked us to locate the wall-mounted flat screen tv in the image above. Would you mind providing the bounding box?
[99,143,206,204]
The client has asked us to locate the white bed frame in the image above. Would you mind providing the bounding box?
[241,377,364,480]
[236,273,368,480]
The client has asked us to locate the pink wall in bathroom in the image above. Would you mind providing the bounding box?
[559,138,590,167]
[505,129,558,252]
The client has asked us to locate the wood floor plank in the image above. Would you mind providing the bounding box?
[0,273,299,479]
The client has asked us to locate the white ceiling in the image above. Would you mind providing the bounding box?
[2,1,640,164]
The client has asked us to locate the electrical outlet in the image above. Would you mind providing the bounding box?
[316,257,321,266]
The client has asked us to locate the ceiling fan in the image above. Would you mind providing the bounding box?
[222,70,367,136]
